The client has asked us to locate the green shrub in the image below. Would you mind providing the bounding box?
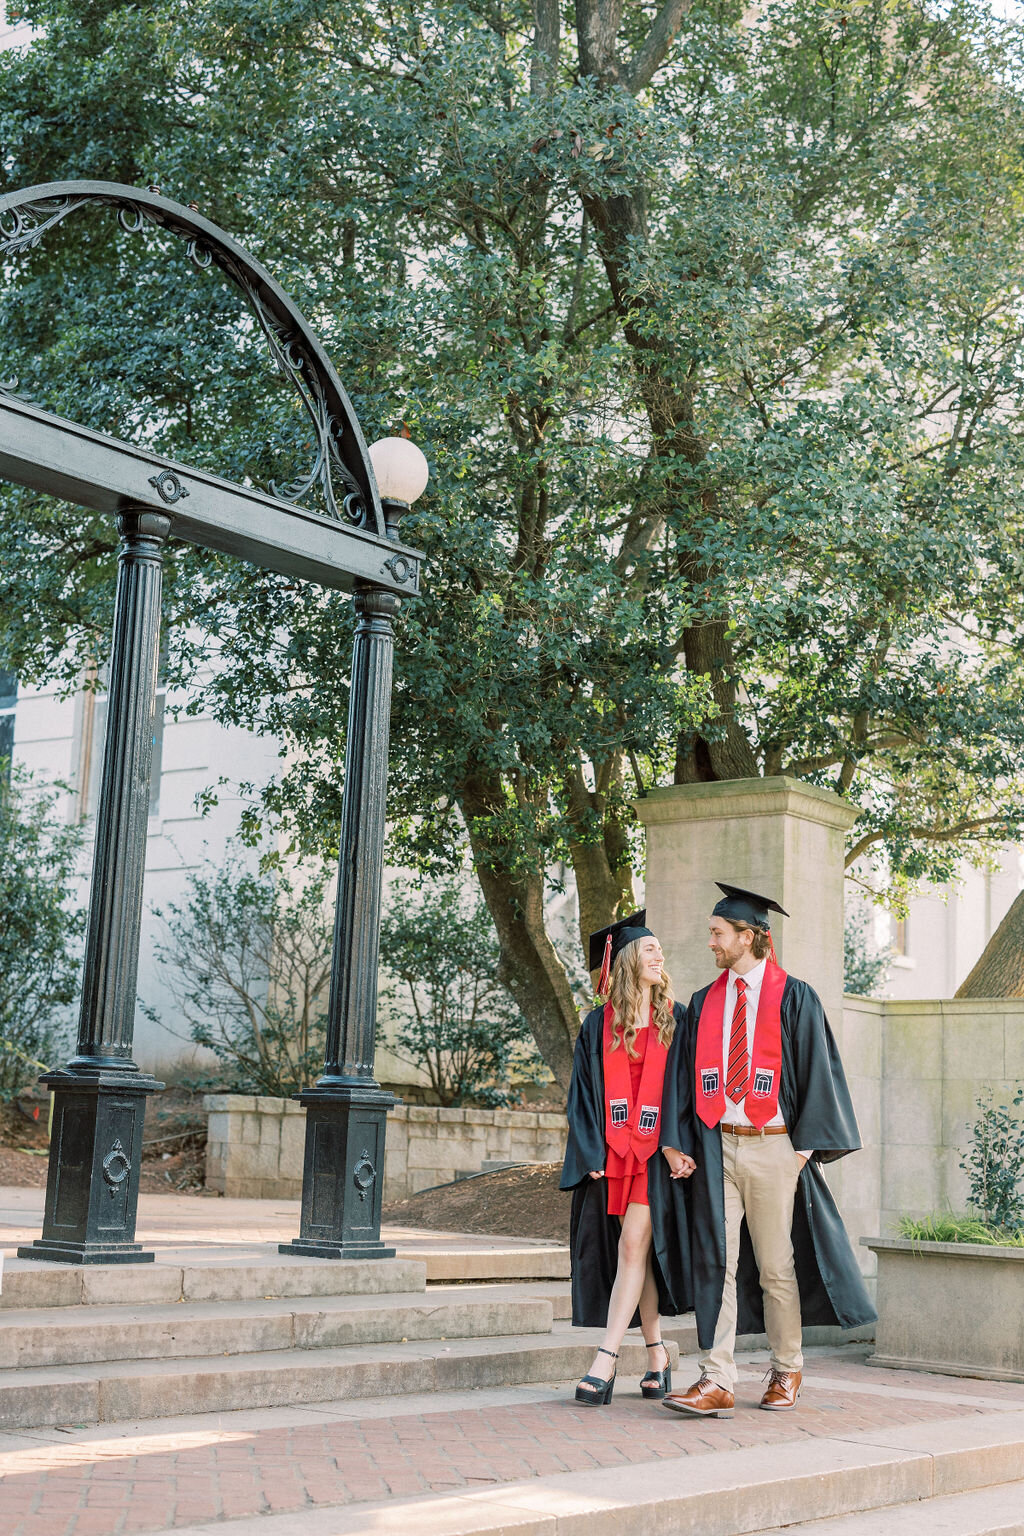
[843,907,891,998]
[144,848,333,1096]
[379,878,545,1107]
[0,763,85,1100]
[958,1087,1024,1231]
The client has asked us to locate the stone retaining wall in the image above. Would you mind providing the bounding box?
[203,1095,567,1201]
[839,996,1024,1255]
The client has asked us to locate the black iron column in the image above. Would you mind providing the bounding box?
[283,576,401,1260]
[20,509,168,1264]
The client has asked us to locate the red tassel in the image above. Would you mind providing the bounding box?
[768,934,779,966]
[598,933,613,996]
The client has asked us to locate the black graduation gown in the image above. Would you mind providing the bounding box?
[560,1003,692,1328]
[663,976,876,1350]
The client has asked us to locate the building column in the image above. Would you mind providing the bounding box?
[635,775,858,1028]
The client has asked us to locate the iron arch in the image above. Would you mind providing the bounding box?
[0,179,385,537]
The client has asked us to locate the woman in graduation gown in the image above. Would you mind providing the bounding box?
[560,911,695,1405]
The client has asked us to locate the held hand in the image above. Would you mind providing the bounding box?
[588,1169,605,1180]
[662,1148,697,1180]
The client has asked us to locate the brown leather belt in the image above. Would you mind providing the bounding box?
[721,1123,788,1136]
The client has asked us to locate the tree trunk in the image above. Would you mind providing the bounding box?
[571,4,759,786]
[461,773,579,1092]
[563,753,636,962]
[955,891,1024,998]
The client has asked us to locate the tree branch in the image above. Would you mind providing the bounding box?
[626,0,694,94]
[845,813,1012,869]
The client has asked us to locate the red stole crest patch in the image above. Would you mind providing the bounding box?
[602,1004,668,1162]
[694,965,787,1129]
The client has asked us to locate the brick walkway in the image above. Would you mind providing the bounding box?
[4,1350,1024,1536]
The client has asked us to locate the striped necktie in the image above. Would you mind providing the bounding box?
[725,976,749,1104]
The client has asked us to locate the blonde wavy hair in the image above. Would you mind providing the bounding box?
[604,937,675,1058]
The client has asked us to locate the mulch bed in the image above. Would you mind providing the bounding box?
[383,1161,571,1244]
[0,1140,209,1193]
[0,1145,49,1187]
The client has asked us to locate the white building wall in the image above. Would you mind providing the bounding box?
[12,671,280,1080]
[885,848,1024,1000]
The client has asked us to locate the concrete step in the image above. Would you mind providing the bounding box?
[0,1252,426,1308]
[0,1324,676,1431]
[0,1286,555,1370]
[759,1478,1024,1535]
[159,1411,1024,1536]
[411,1245,570,1282]
[432,1279,572,1321]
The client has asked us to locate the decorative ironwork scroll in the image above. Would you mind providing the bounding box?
[0,182,385,535]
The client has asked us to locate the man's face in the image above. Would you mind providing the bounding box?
[708,918,751,970]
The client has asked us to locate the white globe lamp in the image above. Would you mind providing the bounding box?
[369,436,429,539]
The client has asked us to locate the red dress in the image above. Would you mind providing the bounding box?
[605,1026,653,1216]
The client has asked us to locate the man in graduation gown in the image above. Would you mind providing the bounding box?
[560,913,693,1337]
[662,884,876,1418]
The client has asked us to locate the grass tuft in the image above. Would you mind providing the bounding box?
[897,1212,1024,1247]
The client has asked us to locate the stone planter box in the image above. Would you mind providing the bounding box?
[863,1236,1024,1382]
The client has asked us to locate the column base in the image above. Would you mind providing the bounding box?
[16,1239,155,1265]
[16,1069,163,1266]
[279,1238,396,1261]
[288,1083,395,1259]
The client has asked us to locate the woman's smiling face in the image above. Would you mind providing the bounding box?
[637,935,664,986]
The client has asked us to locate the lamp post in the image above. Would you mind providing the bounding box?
[282,436,428,1260]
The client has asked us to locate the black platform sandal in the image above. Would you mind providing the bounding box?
[575,1346,618,1406]
[640,1339,671,1400]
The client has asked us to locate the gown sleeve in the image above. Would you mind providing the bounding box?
[559,1010,607,1190]
[784,980,862,1163]
[659,1000,696,1161]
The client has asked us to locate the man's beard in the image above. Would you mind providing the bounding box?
[712,943,742,970]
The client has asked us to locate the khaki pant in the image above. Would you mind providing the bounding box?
[701,1131,803,1389]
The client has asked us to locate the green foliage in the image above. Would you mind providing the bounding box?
[144,849,333,1097]
[843,906,891,997]
[897,1212,1024,1248]
[958,1086,1024,1232]
[379,879,545,1107]
[6,2,1024,1077]
[0,763,85,1099]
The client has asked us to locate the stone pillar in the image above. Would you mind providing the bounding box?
[635,776,858,1030]
[635,775,879,1272]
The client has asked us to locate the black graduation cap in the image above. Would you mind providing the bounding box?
[588,910,654,994]
[712,883,789,931]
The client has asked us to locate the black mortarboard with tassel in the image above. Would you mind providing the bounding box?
[588,909,654,996]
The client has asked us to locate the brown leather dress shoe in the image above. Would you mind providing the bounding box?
[760,1369,802,1410]
[662,1375,735,1418]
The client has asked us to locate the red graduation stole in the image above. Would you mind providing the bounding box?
[694,965,787,1129]
[602,1004,668,1162]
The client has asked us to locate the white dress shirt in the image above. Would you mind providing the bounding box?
[722,959,812,1159]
